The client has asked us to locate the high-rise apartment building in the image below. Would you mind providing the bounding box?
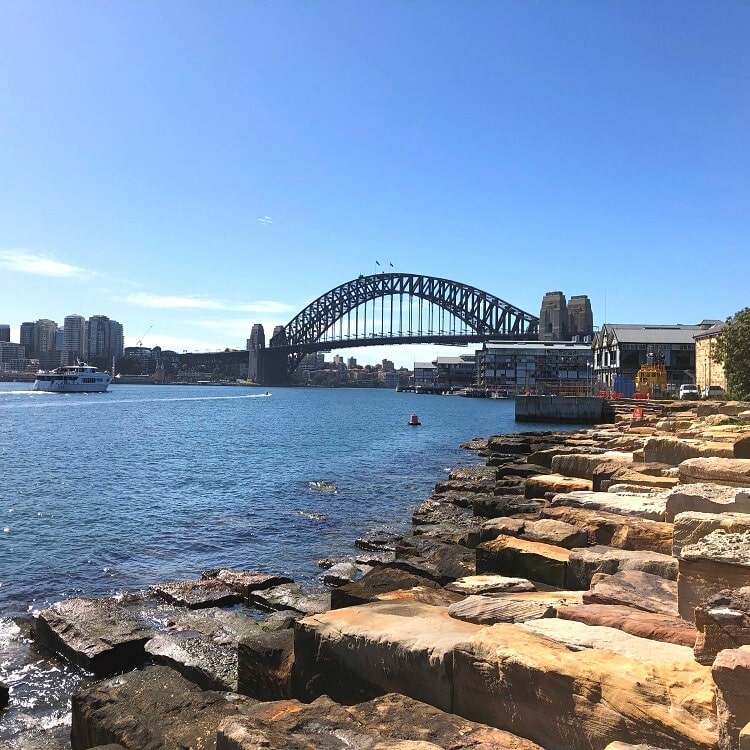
[62,314,87,365]
[33,319,59,368]
[0,324,10,343]
[87,315,124,359]
[20,322,34,353]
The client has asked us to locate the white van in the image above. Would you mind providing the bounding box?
[702,385,725,399]
[679,384,700,400]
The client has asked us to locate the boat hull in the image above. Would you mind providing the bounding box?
[32,378,111,393]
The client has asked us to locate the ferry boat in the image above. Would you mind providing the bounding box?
[32,362,113,393]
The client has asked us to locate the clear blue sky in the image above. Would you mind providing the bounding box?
[1,1,747,367]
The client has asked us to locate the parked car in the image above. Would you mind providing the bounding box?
[702,385,726,399]
[679,384,700,400]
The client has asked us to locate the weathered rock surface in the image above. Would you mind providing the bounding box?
[519,517,588,548]
[678,529,750,621]
[293,600,481,709]
[0,680,8,710]
[527,445,604,469]
[673,510,750,557]
[541,505,673,554]
[394,536,476,583]
[70,665,253,750]
[605,467,679,490]
[713,646,750,750]
[151,578,244,609]
[524,473,592,499]
[471,495,540,518]
[557,603,697,647]
[567,545,677,589]
[321,561,363,586]
[476,537,572,588]
[447,591,582,625]
[237,628,294,700]
[444,574,536,596]
[331,566,442,609]
[643,436,702,465]
[34,598,153,676]
[694,588,750,665]
[247,583,331,615]
[218,692,545,750]
[584,570,679,616]
[201,569,293,598]
[550,490,668,521]
[666,483,750,522]
[453,622,717,750]
[679,457,750,487]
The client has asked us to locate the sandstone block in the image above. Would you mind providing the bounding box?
[71,665,251,750]
[679,457,750,487]
[567,546,677,589]
[524,473,592,499]
[673,510,750,557]
[394,536,475,584]
[527,445,604,469]
[557,603,697,647]
[550,490,667,521]
[444,574,536,595]
[713,646,750,750]
[479,517,526,543]
[331,567,442,609]
[293,600,481,709]
[151,578,243,609]
[472,495,540,517]
[550,451,632,480]
[694,588,750,666]
[34,598,153,676]
[666,483,750,522]
[447,591,582,625]
[237,628,294,700]
[519,518,588,548]
[476,537,572,588]
[247,584,330,615]
[201,569,293,598]
[735,434,750,459]
[584,570,679,616]
[606,467,679,490]
[541,505,673,555]
[643,436,701,465]
[453,623,717,750]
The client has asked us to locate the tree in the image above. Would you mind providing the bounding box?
[714,308,750,400]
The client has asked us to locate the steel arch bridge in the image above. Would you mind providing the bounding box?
[252,273,539,384]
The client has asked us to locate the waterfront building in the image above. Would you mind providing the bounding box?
[592,323,716,395]
[413,361,437,389]
[0,342,27,371]
[695,322,728,393]
[20,322,34,353]
[87,315,124,360]
[0,324,10,343]
[434,354,476,390]
[33,319,59,369]
[62,314,87,365]
[347,356,357,368]
[476,341,593,395]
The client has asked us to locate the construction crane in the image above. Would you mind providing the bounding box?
[136,325,153,347]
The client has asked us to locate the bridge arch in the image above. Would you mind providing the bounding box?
[265,273,539,377]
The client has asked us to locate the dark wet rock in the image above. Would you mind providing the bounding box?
[461,436,489,451]
[694,587,750,665]
[557,603,697,647]
[330,566,441,609]
[449,465,498,482]
[151,578,243,609]
[70,665,253,750]
[354,530,402,552]
[393,536,475,584]
[493,479,528,496]
[471,495,542,518]
[201,569,294,598]
[0,680,7,709]
[247,583,330,616]
[355,549,396,566]
[145,631,237,691]
[34,598,153,676]
[734,433,750,459]
[217,692,544,750]
[412,497,476,527]
[486,435,535,454]
[433,478,496,495]
[567,546,678,590]
[584,570,679,616]
[237,628,294,701]
[413,522,483,549]
[321,562,363,586]
[496,462,552,479]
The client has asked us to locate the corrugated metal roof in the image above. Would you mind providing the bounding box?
[413,362,436,369]
[597,324,703,345]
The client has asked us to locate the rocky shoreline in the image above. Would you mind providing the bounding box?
[4,398,750,749]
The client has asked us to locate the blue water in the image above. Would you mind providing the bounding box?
[0,383,575,745]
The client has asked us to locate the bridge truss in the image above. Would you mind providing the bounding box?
[267,273,539,376]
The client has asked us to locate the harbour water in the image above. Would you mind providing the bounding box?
[0,383,576,745]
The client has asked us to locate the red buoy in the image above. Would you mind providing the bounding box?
[408,413,421,426]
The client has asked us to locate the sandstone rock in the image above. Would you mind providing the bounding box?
[476,537,572,588]
[673,510,750,557]
[520,518,588,548]
[520,618,695,663]
[151,578,244,609]
[604,744,682,750]
[735,434,750,459]
[678,529,750,621]
[694,588,750,665]
[394,536,475,584]
[355,530,401,552]
[433,478,496,495]
[541,505,673,554]
[713,646,750,750]
[680,457,750,487]
[524,473,592,499]
[551,451,632,480]
[567,546,677,589]
[331,567,441,609]
[643,436,701,465]
[34,598,153,676]
[414,523,482,549]
[584,570,679,616]
[478,517,526,543]
[447,591,582,625]
[557,603,697,647]
[453,623,717,750]
[605,467,679,490]
[550,490,667,521]
[461,437,489,451]
[449,465,498,482]
[487,435,534,454]
[145,631,237,691]
[247,583,330,616]
[496,462,552,479]
[471,495,540,518]
[200,569,293,598]
[527,445,605,469]
[666,483,750,522]
[218,693,544,750]
[412,497,477,528]
[444,574,536,595]
[293,600,482,709]
[374,586,463,608]
[237,628,294,700]
[71,665,252,750]
[492,479,531,496]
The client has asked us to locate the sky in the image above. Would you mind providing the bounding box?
[1,1,748,368]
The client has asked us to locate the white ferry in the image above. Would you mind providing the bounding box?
[32,362,113,393]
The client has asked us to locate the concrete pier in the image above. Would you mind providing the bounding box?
[515,395,604,424]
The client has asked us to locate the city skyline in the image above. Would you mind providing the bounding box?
[2,3,748,369]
